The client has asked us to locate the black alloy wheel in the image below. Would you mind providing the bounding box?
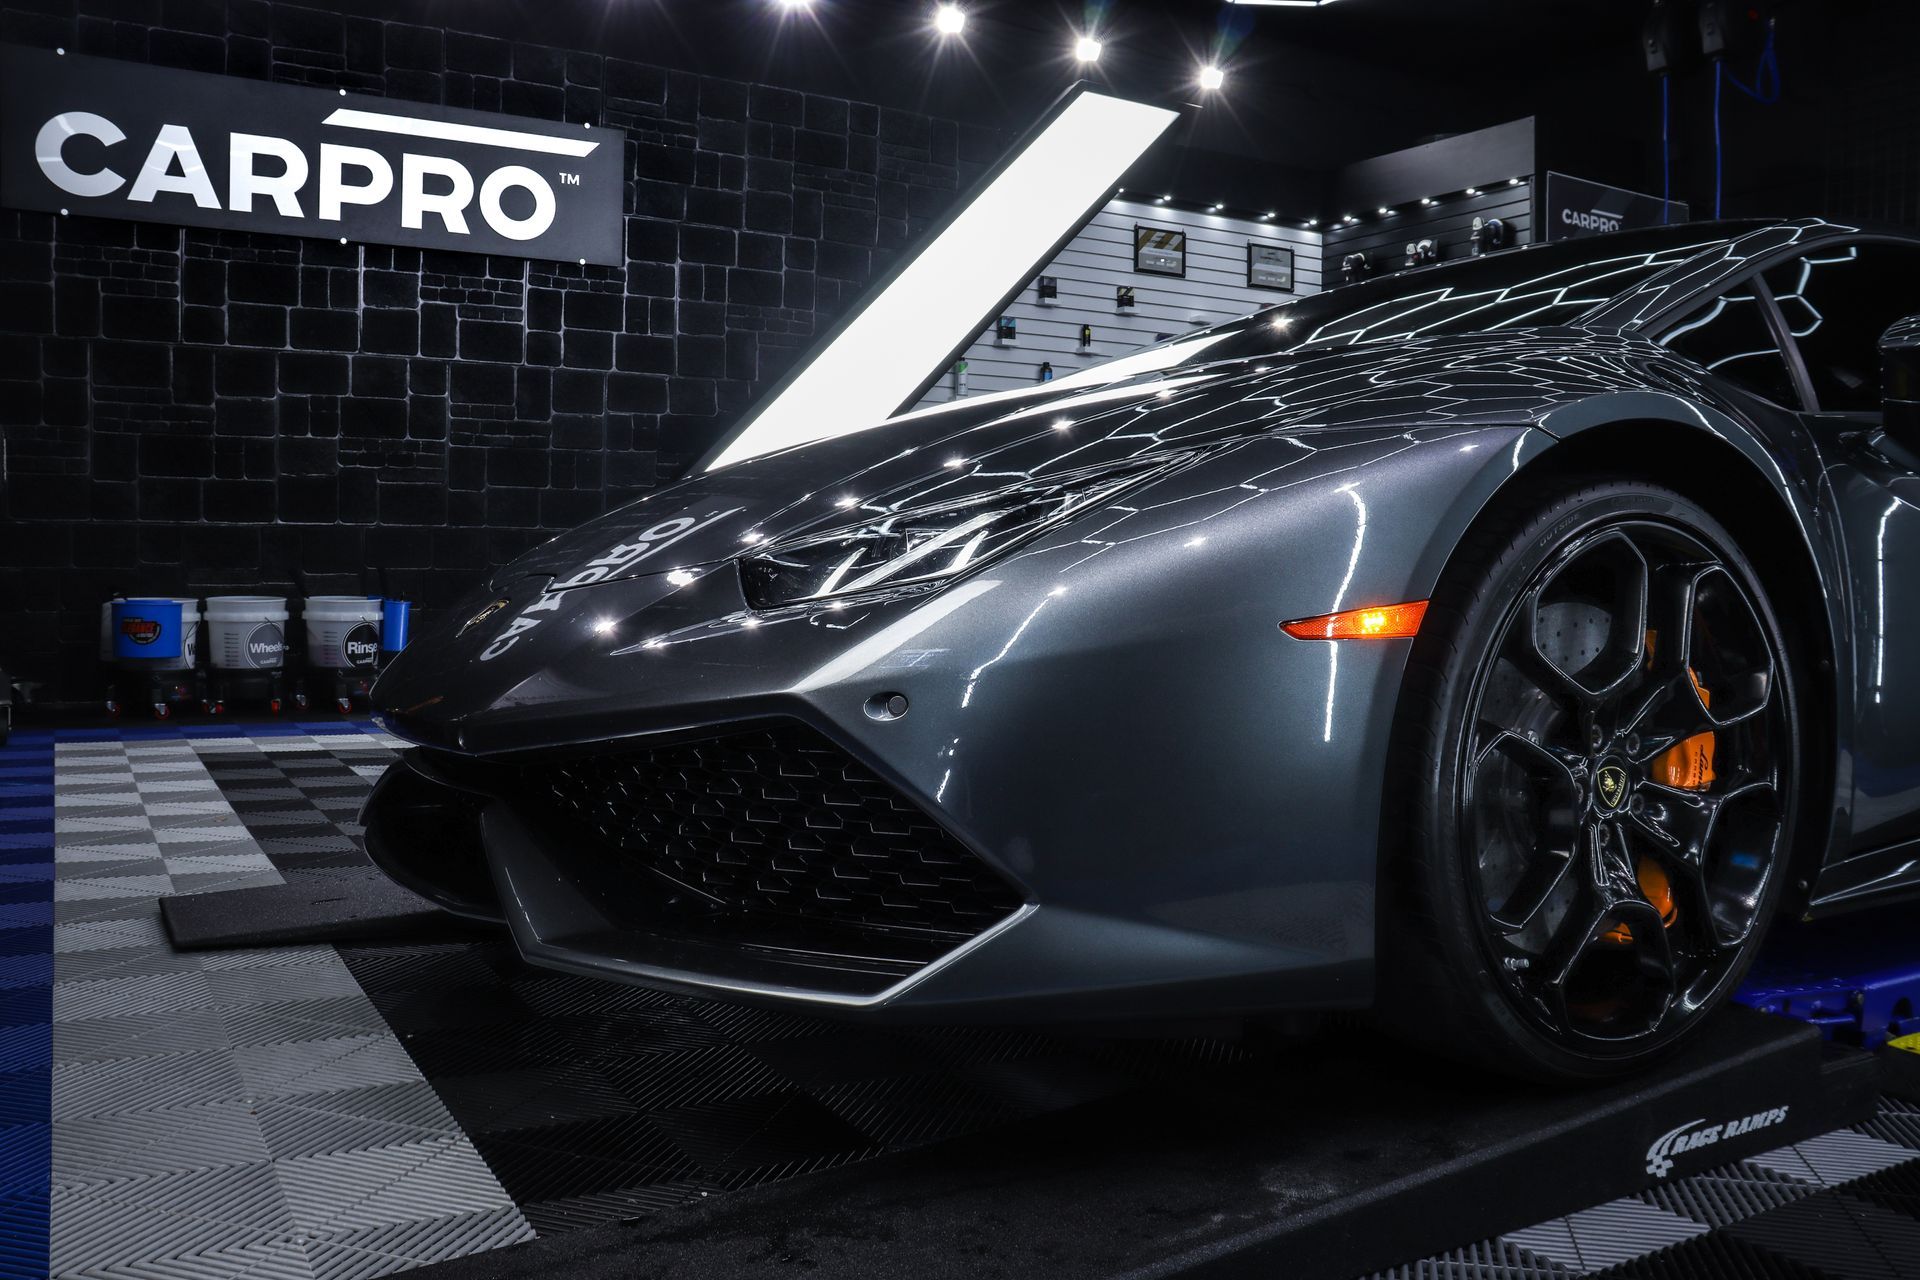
[1387,480,1799,1080]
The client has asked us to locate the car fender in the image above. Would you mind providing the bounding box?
[1530,387,1857,879]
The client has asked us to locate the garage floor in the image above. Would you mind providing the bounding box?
[4,720,1918,1280]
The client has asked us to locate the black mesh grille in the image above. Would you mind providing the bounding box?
[527,723,1023,950]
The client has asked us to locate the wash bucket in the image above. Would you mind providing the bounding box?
[304,596,382,673]
[173,598,202,669]
[112,598,190,668]
[380,599,412,654]
[206,596,289,670]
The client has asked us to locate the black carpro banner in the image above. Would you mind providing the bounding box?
[0,45,625,265]
[1544,171,1689,241]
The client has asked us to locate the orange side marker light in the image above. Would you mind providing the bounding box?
[1281,600,1429,641]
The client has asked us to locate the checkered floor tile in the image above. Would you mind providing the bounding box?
[7,720,1920,1280]
[45,723,1261,1266]
[44,728,530,1280]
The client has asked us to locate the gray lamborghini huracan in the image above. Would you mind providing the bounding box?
[367,217,1920,1079]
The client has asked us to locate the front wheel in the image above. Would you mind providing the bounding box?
[1387,480,1799,1081]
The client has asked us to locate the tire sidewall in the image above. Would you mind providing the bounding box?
[1415,482,1800,1081]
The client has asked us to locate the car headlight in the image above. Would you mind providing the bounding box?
[739,457,1181,609]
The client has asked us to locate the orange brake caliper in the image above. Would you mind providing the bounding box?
[1651,668,1718,792]
[1603,637,1713,944]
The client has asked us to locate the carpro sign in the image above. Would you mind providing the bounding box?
[0,45,624,265]
[1544,171,1689,242]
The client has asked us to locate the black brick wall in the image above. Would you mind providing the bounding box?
[0,0,1000,701]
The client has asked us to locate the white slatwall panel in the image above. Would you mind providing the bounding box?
[913,199,1324,408]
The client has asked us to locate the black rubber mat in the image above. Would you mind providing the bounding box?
[401,1008,1879,1280]
[1884,1045,1920,1102]
[160,865,494,948]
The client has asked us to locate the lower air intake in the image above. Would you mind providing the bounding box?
[527,723,1023,961]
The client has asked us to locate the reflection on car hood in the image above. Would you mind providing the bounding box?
[496,327,1664,590]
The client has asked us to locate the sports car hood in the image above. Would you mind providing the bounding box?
[376,325,1665,748]
[482,326,1659,594]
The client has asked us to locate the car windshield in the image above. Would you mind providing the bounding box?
[1190,224,1764,362]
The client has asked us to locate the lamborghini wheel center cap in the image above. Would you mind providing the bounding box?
[1595,762,1631,812]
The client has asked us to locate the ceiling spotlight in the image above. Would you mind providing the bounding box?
[1465,186,1481,196]
[1342,213,1357,222]
[1209,202,1223,212]
[1377,206,1390,215]
[1420,197,1436,206]
[1198,64,1226,92]
[773,0,813,8]
[1074,33,1102,62]
[933,3,965,36]
[1262,211,1275,219]
[1157,194,1170,203]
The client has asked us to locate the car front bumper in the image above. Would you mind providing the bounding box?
[365,426,1541,1021]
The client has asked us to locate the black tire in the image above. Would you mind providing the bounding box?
[1383,478,1799,1082]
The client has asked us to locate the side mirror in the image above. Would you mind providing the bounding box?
[1881,314,1920,450]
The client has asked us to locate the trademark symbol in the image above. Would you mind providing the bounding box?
[559,172,581,186]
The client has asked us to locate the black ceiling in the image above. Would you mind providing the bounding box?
[330,0,1653,166]
[309,0,1917,213]
[1209,0,1644,69]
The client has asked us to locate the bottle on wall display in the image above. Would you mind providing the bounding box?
[951,358,969,400]
[1039,361,1054,382]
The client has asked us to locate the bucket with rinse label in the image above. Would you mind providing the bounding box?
[207,597,289,670]
[304,597,383,673]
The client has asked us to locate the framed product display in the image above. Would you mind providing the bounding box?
[1134,225,1187,277]
[1247,241,1296,292]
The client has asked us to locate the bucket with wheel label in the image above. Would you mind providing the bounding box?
[173,599,202,669]
[207,596,289,670]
